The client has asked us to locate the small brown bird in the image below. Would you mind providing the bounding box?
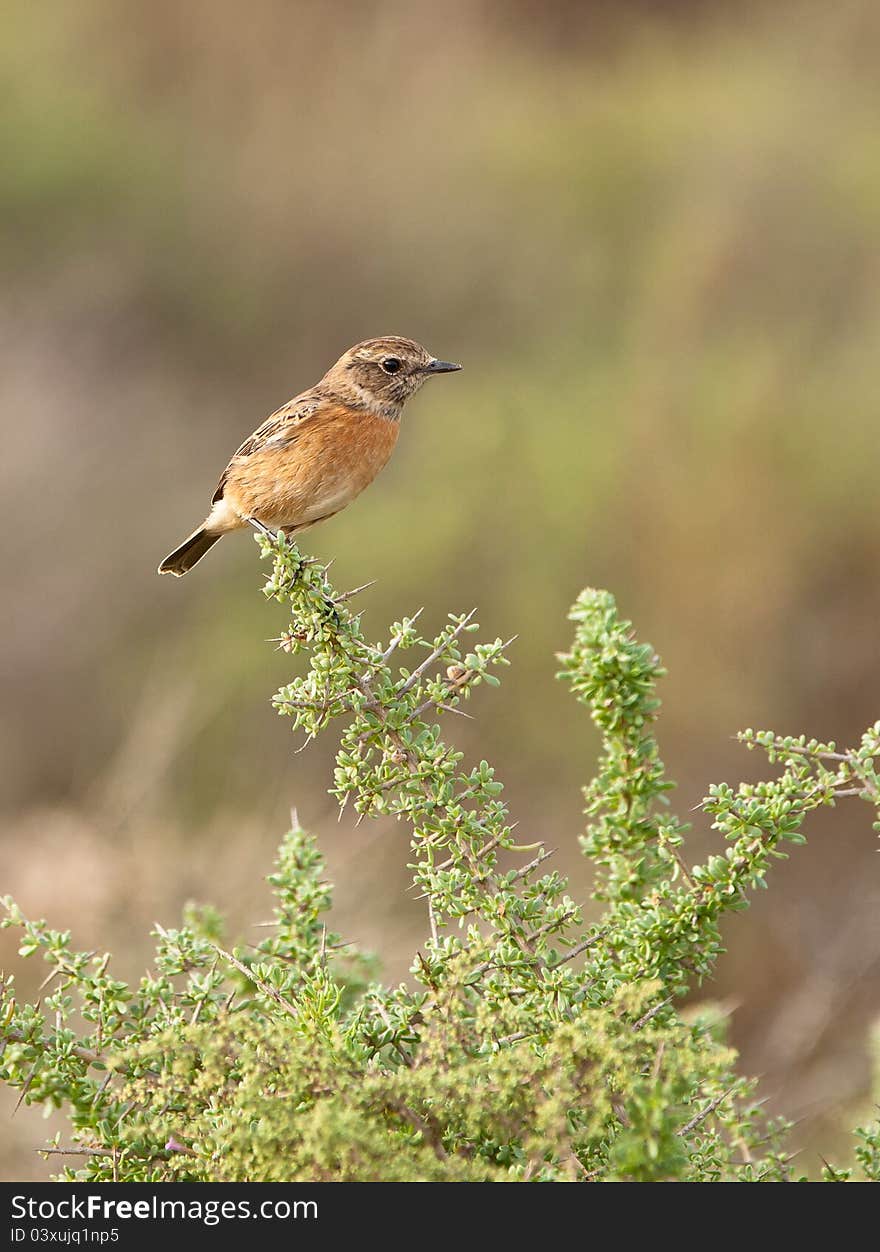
[158,336,461,576]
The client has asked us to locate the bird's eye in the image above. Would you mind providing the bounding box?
[381,357,402,374]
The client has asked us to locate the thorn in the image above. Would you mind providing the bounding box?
[334,580,378,604]
[37,967,63,993]
[437,703,474,719]
[13,1058,41,1116]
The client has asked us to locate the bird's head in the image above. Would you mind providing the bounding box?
[322,336,461,417]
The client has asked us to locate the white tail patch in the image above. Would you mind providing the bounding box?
[205,497,243,534]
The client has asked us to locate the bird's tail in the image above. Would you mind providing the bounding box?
[158,527,221,577]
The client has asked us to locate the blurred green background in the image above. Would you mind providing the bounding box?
[3,0,880,1178]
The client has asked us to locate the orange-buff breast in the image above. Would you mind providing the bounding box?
[220,408,401,531]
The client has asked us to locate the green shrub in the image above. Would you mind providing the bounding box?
[2,534,879,1181]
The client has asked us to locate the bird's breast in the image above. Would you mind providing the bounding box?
[221,407,401,529]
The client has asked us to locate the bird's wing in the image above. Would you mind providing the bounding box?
[212,392,323,503]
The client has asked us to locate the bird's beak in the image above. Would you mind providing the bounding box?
[424,358,462,374]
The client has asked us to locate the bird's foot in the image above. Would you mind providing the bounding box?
[247,517,279,540]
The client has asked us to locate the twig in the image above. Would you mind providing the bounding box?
[36,1146,114,1158]
[510,846,555,883]
[494,1029,531,1048]
[1,1028,103,1069]
[669,846,695,889]
[396,610,478,695]
[632,995,673,1032]
[214,945,298,1020]
[549,929,608,970]
[381,609,424,665]
[386,1099,448,1160]
[678,1085,737,1136]
[745,739,851,763]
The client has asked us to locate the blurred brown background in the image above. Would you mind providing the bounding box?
[3,0,880,1178]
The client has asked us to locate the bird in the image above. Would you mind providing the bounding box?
[158,336,461,577]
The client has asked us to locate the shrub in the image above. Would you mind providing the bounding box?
[2,534,879,1181]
